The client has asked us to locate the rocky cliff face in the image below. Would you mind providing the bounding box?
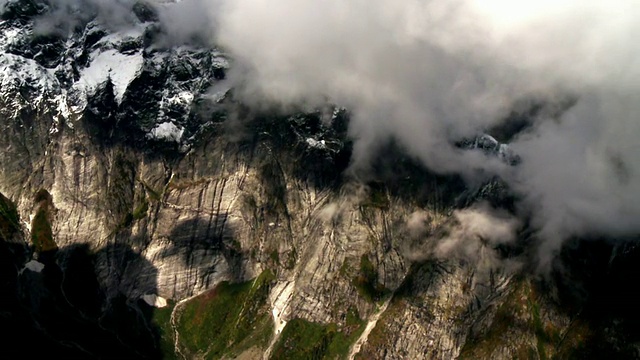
[1,1,640,359]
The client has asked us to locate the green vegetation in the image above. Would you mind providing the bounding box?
[270,310,366,360]
[31,189,57,252]
[0,193,20,241]
[151,301,177,359]
[532,301,548,360]
[166,177,213,191]
[258,160,287,215]
[284,249,297,270]
[141,181,162,202]
[339,259,350,277]
[459,281,528,359]
[352,255,389,303]
[269,249,280,265]
[459,279,563,359]
[120,213,134,229]
[552,318,594,358]
[34,188,52,203]
[175,270,276,359]
[132,199,149,220]
[361,183,389,210]
[241,193,258,210]
[31,207,56,252]
[354,299,404,360]
[115,196,149,231]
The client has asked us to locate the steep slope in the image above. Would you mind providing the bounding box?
[0,1,639,359]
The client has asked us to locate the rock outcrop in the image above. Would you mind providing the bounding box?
[1,1,639,359]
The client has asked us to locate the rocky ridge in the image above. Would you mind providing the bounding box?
[0,1,639,359]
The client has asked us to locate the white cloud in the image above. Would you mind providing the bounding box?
[208,0,640,263]
[26,0,640,265]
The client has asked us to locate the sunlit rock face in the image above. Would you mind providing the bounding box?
[0,1,639,359]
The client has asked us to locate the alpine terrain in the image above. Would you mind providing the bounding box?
[1,1,640,359]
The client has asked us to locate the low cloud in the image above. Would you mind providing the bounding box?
[155,0,218,46]
[434,203,520,261]
[19,0,640,266]
[401,203,521,270]
[32,0,139,35]
[208,0,640,264]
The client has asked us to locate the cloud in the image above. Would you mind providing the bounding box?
[31,0,139,35]
[25,0,203,39]
[510,93,640,267]
[434,203,520,259]
[400,203,521,270]
[155,0,218,46]
[22,0,640,266]
[203,0,640,265]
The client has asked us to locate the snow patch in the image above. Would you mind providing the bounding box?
[210,52,230,69]
[263,281,295,359]
[475,134,499,151]
[96,26,145,49]
[52,92,71,121]
[270,281,295,335]
[167,91,194,107]
[331,107,346,121]
[148,122,184,142]
[0,54,58,102]
[306,138,326,149]
[76,49,144,104]
[470,134,519,164]
[141,294,168,308]
[23,260,45,273]
[24,214,34,232]
[348,296,393,359]
[0,26,24,49]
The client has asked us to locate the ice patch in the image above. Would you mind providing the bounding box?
[148,121,184,142]
[141,294,168,308]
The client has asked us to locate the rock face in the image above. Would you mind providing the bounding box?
[1,1,640,359]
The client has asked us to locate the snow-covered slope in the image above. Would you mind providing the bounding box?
[0,3,228,149]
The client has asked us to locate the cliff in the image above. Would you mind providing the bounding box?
[0,1,639,359]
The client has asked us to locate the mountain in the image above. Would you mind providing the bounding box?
[0,1,639,359]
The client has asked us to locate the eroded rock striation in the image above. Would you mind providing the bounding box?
[0,1,639,359]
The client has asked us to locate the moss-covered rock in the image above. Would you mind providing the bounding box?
[270,312,365,360]
[0,192,20,241]
[31,189,57,253]
[175,270,276,359]
[352,254,389,303]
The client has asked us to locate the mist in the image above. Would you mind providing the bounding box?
[32,0,140,34]
[18,0,640,266]
[207,0,640,265]
[434,203,520,265]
